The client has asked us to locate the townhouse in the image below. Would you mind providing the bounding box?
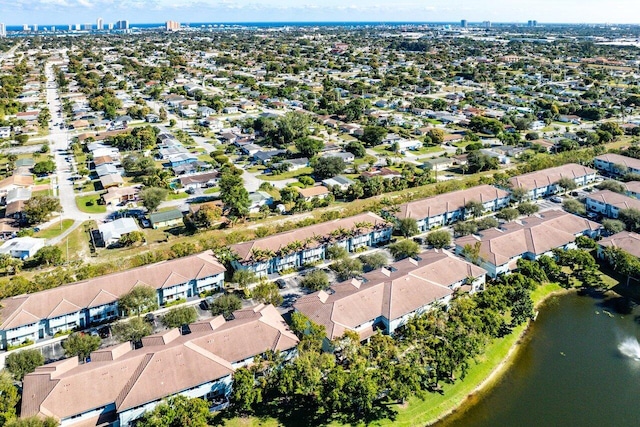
[593,153,640,176]
[455,210,601,277]
[585,190,640,219]
[508,163,597,199]
[294,250,486,344]
[0,251,225,349]
[394,185,511,232]
[21,304,298,427]
[230,212,393,276]
[597,231,640,260]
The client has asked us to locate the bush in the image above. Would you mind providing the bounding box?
[300,270,330,291]
[425,230,452,249]
[211,294,242,319]
[389,239,420,260]
[358,252,389,271]
[517,202,539,215]
[326,245,348,260]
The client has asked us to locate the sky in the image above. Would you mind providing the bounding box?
[0,0,639,26]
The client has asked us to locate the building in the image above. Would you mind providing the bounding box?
[455,210,601,277]
[461,19,468,28]
[0,237,45,260]
[597,231,640,260]
[624,181,640,199]
[423,157,455,172]
[96,17,103,30]
[296,186,330,202]
[20,304,297,427]
[98,218,140,246]
[528,20,538,27]
[165,20,180,31]
[508,163,597,199]
[322,175,354,191]
[394,185,510,232]
[231,212,393,276]
[115,20,129,30]
[594,153,640,176]
[102,186,138,207]
[0,23,6,37]
[585,190,640,219]
[149,209,183,229]
[179,171,219,191]
[294,250,486,343]
[0,251,225,349]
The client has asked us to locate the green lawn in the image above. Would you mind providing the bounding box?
[75,195,106,213]
[35,219,74,239]
[167,191,189,201]
[260,167,313,181]
[56,220,95,260]
[203,186,220,194]
[410,145,443,155]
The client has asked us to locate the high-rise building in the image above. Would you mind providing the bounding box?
[165,20,180,31]
[75,24,81,30]
[82,23,92,31]
[115,20,129,30]
[33,25,37,32]
[483,21,492,29]
[97,17,103,30]
[0,23,6,37]
[22,24,29,31]
[460,19,468,28]
[528,20,538,27]
[108,23,114,30]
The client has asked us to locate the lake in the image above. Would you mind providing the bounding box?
[437,291,640,427]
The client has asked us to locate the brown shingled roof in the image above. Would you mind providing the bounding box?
[508,163,596,191]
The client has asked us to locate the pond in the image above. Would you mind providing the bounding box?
[437,291,640,427]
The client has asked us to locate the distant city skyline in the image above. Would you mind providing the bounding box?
[0,0,639,26]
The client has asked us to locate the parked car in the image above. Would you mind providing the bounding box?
[550,196,563,203]
[141,218,151,228]
[275,279,287,289]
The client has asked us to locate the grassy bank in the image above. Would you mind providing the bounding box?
[222,283,565,427]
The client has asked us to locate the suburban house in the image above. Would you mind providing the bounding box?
[0,174,33,197]
[179,171,220,191]
[507,163,597,199]
[394,185,511,232]
[322,175,354,191]
[296,186,330,202]
[361,167,402,180]
[20,304,297,427]
[597,231,640,260]
[423,157,455,172]
[585,190,640,219]
[230,212,393,276]
[0,251,226,349]
[149,209,184,229]
[102,187,138,207]
[98,218,140,246]
[594,153,640,176]
[455,210,601,277]
[100,173,124,189]
[248,191,274,213]
[294,250,486,344]
[0,237,45,260]
[0,218,19,240]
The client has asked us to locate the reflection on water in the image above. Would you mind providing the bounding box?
[618,335,640,361]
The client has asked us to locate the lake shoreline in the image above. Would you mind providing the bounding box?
[425,286,573,426]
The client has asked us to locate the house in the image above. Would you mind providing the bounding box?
[624,181,640,199]
[479,148,510,164]
[273,157,309,172]
[168,153,198,168]
[0,175,33,197]
[528,139,556,153]
[0,218,19,240]
[4,187,31,205]
[322,175,355,191]
[361,167,402,180]
[4,200,27,220]
[179,171,220,191]
[102,187,138,207]
[455,210,601,277]
[597,231,640,260]
[423,157,455,172]
[149,209,183,229]
[0,127,11,139]
[0,250,225,349]
[230,212,392,276]
[14,158,35,169]
[320,152,355,164]
[508,163,597,199]
[585,190,640,219]
[0,237,45,260]
[296,186,330,202]
[100,173,124,189]
[294,250,486,343]
[248,191,273,213]
[594,153,640,176]
[252,150,286,164]
[394,185,510,232]
[20,304,295,427]
[93,156,114,167]
[98,218,140,246]
[442,133,464,144]
[239,143,261,156]
[196,106,216,117]
[95,164,119,177]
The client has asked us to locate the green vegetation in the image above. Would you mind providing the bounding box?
[34,219,74,239]
[75,194,106,213]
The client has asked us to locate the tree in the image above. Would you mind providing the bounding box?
[467,151,499,173]
[231,367,262,414]
[360,126,387,147]
[62,333,101,362]
[556,177,577,194]
[345,141,366,158]
[162,306,198,328]
[140,187,168,213]
[396,218,419,237]
[5,349,44,381]
[330,258,364,281]
[562,199,586,216]
[272,112,311,145]
[426,230,452,249]
[300,270,330,290]
[232,270,257,289]
[517,202,539,215]
[602,219,626,235]
[189,204,222,229]
[426,128,444,145]
[31,246,63,267]
[251,282,283,306]
[0,370,19,424]
[358,252,389,271]
[465,200,484,218]
[211,294,242,319]
[220,172,250,218]
[313,156,345,179]
[23,195,61,224]
[111,317,152,343]
[33,159,56,175]
[137,395,210,427]
[295,137,323,158]
[496,207,519,221]
[326,245,348,260]
[118,231,145,247]
[619,208,640,232]
[5,416,59,427]
[596,180,626,193]
[389,239,420,260]
[453,221,478,237]
[119,285,158,316]
[510,187,529,203]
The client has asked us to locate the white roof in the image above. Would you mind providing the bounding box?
[0,237,45,254]
[99,218,139,242]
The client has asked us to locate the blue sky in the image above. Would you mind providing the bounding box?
[0,0,638,26]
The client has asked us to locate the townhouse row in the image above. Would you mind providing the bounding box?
[0,251,226,350]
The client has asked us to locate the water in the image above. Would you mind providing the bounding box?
[437,292,640,427]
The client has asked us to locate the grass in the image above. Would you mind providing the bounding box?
[167,191,189,201]
[260,167,313,181]
[35,219,74,239]
[204,186,220,194]
[56,220,94,260]
[75,194,107,213]
[410,145,442,155]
